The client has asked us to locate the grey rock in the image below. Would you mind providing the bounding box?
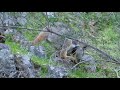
[4,29,17,35]
[82,55,96,73]
[0,49,40,78]
[13,54,39,78]
[29,46,46,58]
[29,46,35,53]
[22,55,32,67]
[47,66,68,78]
[0,43,10,50]
[82,55,95,64]
[75,46,84,62]
[0,49,16,76]
[0,29,6,34]
[84,65,96,73]
[17,17,27,25]
[0,49,11,59]
[0,12,27,26]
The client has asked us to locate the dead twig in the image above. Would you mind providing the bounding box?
[71,61,87,70]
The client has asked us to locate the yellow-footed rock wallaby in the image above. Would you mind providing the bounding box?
[60,38,77,63]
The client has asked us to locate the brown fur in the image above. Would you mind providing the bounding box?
[32,32,49,45]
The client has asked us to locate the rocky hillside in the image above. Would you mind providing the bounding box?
[0,12,120,78]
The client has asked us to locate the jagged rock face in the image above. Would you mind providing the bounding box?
[0,49,16,77]
[0,12,27,26]
[0,49,40,78]
[47,66,68,78]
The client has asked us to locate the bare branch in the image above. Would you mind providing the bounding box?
[46,28,120,64]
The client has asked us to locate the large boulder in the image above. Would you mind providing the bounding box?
[0,49,40,78]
